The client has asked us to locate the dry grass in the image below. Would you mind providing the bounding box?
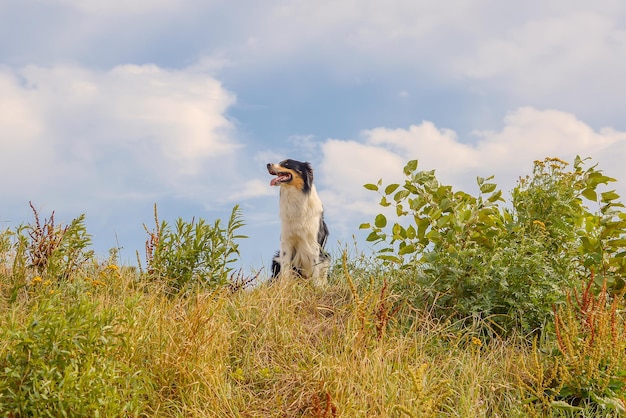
[0,263,570,417]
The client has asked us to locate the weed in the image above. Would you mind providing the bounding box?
[392,363,451,417]
[0,293,144,416]
[140,203,246,294]
[311,387,337,418]
[552,275,626,413]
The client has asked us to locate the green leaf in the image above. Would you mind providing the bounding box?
[364,183,379,191]
[375,214,387,228]
[394,189,410,203]
[403,159,418,175]
[398,244,416,255]
[439,198,452,212]
[359,223,371,229]
[608,238,626,247]
[377,254,402,264]
[392,223,406,239]
[601,190,621,202]
[550,400,583,411]
[366,231,382,242]
[385,183,400,195]
[581,188,597,201]
[487,190,503,203]
[480,183,497,194]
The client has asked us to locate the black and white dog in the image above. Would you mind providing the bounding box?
[267,159,330,285]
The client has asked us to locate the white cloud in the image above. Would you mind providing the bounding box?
[464,13,597,79]
[457,10,626,113]
[226,179,274,202]
[318,108,626,228]
[0,64,238,206]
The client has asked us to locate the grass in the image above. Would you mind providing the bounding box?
[0,260,621,417]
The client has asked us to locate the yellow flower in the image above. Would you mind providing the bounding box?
[43,279,52,286]
[49,289,55,295]
[471,337,482,347]
[32,276,43,284]
[547,157,568,165]
[532,219,546,229]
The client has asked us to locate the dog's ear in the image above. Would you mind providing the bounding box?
[303,162,314,192]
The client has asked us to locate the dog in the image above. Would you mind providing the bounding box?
[267,159,330,285]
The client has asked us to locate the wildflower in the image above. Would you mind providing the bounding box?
[91,279,106,287]
[49,289,55,295]
[32,276,43,284]
[102,264,121,279]
[548,157,568,165]
[471,337,482,347]
[43,279,52,286]
[532,220,546,229]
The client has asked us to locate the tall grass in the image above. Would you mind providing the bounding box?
[1,257,548,417]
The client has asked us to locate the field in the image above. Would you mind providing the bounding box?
[0,258,558,417]
[2,156,626,417]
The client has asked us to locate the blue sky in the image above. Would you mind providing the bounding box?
[2,0,626,274]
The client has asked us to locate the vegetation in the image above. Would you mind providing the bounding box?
[0,156,625,417]
[361,157,626,335]
[141,204,246,295]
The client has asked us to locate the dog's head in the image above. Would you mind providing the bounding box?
[267,159,314,193]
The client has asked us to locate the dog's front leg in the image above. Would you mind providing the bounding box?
[279,246,294,279]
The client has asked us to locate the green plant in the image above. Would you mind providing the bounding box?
[515,157,626,291]
[1,204,94,303]
[360,157,625,335]
[0,294,143,416]
[342,251,401,343]
[141,204,247,294]
[22,202,94,280]
[553,276,626,412]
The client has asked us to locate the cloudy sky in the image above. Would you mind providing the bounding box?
[2,0,626,273]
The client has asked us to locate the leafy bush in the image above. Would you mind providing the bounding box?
[360,157,625,334]
[141,204,246,294]
[22,202,94,280]
[1,203,94,303]
[0,294,143,416]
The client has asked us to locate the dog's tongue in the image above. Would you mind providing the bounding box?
[270,173,290,186]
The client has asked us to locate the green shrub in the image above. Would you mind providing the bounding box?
[0,293,144,416]
[360,157,625,335]
[21,202,94,281]
[1,203,94,304]
[141,204,246,294]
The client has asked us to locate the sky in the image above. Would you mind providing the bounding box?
[2,0,626,275]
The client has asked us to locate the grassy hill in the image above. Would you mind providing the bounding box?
[2,257,625,417]
[2,156,626,416]
[0,260,537,417]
